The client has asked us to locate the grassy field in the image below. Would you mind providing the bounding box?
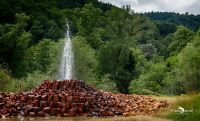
[3,94,200,121]
[166,94,200,121]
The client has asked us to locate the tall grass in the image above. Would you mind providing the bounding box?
[167,94,200,121]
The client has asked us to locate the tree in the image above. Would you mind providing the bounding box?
[98,41,136,93]
[0,13,31,76]
[22,39,61,76]
[168,26,194,55]
[178,34,200,92]
[72,36,98,84]
[129,62,167,94]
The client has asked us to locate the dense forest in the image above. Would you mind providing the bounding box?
[144,12,200,31]
[0,0,199,95]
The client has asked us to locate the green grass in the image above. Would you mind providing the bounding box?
[167,94,200,121]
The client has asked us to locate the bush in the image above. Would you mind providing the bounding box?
[0,65,16,92]
[129,80,146,94]
[18,71,52,92]
[96,74,118,93]
[129,62,168,94]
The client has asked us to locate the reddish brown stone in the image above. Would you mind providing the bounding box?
[69,80,75,88]
[78,103,84,114]
[66,95,73,103]
[71,103,77,108]
[0,103,4,107]
[48,95,53,102]
[80,97,86,103]
[61,108,67,114]
[73,96,79,103]
[64,103,71,110]
[24,109,29,116]
[50,108,57,116]
[43,107,50,114]
[34,95,41,101]
[80,92,86,97]
[0,80,168,118]
[29,112,36,117]
[61,81,66,88]
[28,95,34,102]
[20,95,26,102]
[52,80,57,89]
[61,95,66,103]
[57,102,63,108]
[57,108,62,115]
[84,102,90,112]
[107,111,114,116]
[40,101,48,108]
[54,95,60,102]
[42,95,48,101]
[33,100,39,107]
[2,109,8,114]
[5,113,10,117]
[68,108,77,116]
[49,101,55,108]
[37,111,45,117]
[47,82,52,89]
[85,97,92,102]
[63,113,71,117]
[65,80,70,88]
[24,105,33,112]
[40,101,44,108]
[33,107,39,113]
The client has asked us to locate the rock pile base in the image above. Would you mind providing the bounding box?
[0,80,168,118]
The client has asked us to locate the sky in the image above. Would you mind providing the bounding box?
[98,0,200,14]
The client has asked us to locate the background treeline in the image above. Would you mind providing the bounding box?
[0,0,199,95]
[143,12,200,31]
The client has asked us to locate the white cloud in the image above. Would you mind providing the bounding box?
[98,0,200,14]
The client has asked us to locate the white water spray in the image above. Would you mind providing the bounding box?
[59,22,74,80]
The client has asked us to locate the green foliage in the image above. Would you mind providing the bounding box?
[155,21,177,36]
[168,26,194,54]
[0,13,32,76]
[167,95,200,121]
[98,41,136,93]
[74,3,105,49]
[129,62,167,94]
[98,42,136,79]
[75,4,103,36]
[144,12,200,31]
[0,65,16,92]
[96,74,118,93]
[19,71,52,92]
[72,36,98,84]
[21,39,62,77]
[30,16,64,43]
[177,35,200,92]
[130,47,147,76]
[0,0,199,97]
[129,79,146,94]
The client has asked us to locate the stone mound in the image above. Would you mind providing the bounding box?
[0,80,168,118]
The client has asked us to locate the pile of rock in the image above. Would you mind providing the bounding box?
[0,80,168,118]
[90,92,168,116]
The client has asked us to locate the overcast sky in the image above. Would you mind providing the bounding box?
[99,0,200,14]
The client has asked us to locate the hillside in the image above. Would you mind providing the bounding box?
[0,0,199,96]
[143,12,200,31]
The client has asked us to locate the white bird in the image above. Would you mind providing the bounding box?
[178,106,185,113]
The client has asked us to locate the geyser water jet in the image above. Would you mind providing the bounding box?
[59,22,74,80]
